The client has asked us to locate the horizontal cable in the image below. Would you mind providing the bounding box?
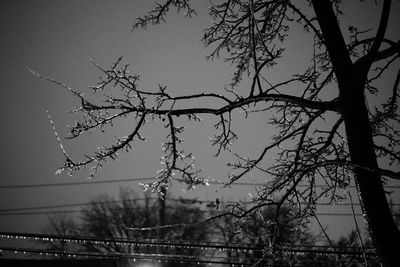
[1,177,399,189]
[0,198,147,213]
[0,209,366,216]
[0,232,377,256]
[0,246,262,266]
[1,196,381,213]
[0,246,376,265]
[0,177,155,189]
[0,197,371,217]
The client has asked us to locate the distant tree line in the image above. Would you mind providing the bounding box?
[42,188,382,266]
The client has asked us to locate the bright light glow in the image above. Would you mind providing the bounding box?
[133,262,164,267]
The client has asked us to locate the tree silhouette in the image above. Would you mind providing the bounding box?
[42,214,81,254]
[35,1,400,266]
[44,192,379,266]
[210,205,382,266]
[210,205,315,265]
[44,189,210,267]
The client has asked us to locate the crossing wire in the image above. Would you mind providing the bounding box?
[1,177,399,189]
[0,231,370,250]
[0,197,373,217]
[0,209,366,216]
[0,246,378,266]
[0,231,378,257]
[0,177,155,189]
[0,196,388,217]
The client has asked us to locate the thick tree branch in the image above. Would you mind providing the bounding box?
[373,41,400,62]
[366,0,392,62]
[142,93,337,116]
[311,0,353,83]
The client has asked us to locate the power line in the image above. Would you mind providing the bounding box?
[0,233,379,267]
[0,209,82,216]
[0,231,377,255]
[0,208,366,217]
[0,246,376,266]
[224,182,400,189]
[1,177,399,189]
[0,198,148,213]
[0,177,155,189]
[0,200,372,214]
[2,195,400,215]
[0,232,379,264]
[5,245,344,266]
[0,247,260,266]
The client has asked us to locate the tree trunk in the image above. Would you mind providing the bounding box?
[311,1,400,265]
[340,79,400,267]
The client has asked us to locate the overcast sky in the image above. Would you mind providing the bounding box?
[0,0,399,241]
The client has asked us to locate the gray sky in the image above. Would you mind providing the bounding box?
[0,0,257,234]
[0,0,399,241]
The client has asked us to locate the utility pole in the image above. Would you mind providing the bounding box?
[158,185,167,240]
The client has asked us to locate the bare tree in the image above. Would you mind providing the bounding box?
[210,205,380,266]
[34,0,400,266]
[210,205,315,265]
[77,189,209,257]
[42,214,80,253]
[43,189,210,266]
